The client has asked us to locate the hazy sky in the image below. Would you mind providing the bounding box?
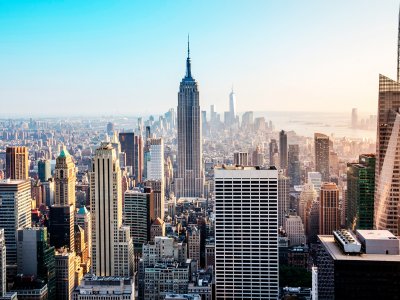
[0,0,399,116]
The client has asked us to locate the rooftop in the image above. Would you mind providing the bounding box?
[356,230,398,240]
[318,235,400,262]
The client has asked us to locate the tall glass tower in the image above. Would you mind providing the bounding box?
[375,10,400,235]
[176,38,204,198]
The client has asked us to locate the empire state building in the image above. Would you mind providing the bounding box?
[176,39,204,198]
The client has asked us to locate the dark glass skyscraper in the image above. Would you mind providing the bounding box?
[119,132,135,169]
[176,39,203,198]
[279,130,288,170]
[347,154,375,230]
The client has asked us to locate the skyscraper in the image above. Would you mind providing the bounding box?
[279,130,288,170]
[214,166,279,299]
[6,146,28,180]
[89,143,133,277]
[229,87,237,124]
[314,133,330,182]
[374,16,400,234]
[124,188,155,249]
[119,132,135,170]
[278,173,290,228]
[17,227,56,300]
[134,135,144,183]
[0,179,31,278]
[146,138,164,182]
[49,148,75,252]
[176,39,204,198]
[38,159,51,182]
[319,182,340,235]
[347,154,375,230]
[288,144,301,186]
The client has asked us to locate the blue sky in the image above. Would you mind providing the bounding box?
[0,0,398,116]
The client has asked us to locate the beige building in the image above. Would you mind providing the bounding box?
[187,226,201,267]
[319,182,340,235]
[6,146,28,180]
[90,143,133,277]
[314,133,330,182]
[150,218,165,242]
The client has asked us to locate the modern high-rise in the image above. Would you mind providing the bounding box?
[146,138,165,218]
[146,138,164,181]
[214,166,279,299]
[0,179,31,277]
[124,188,154,250]
[374,31,400,234]
[314,133,330,182]
[279,130,288,170]
[176,40,204,198]
[233,151,249,166]
[134,135,144,182]
[89,143,133,277]
[278,173,290,228]
[119,132,135,170]
[319,182,340,235]
[38,159,51,182]
[229,87,237,124]
[346,154,375,230]
[50,148,76,252]
[6,146,28,180]
[17,227,56,300]
[288,144,301,186]
[0,229,6,297]
[316,230,400,299]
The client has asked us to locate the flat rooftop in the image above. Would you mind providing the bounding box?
[318,235,400,262]
[357,230,398,240]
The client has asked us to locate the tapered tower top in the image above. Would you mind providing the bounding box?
[184,35,193,81]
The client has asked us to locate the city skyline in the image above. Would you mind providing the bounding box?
[0,0,399,116]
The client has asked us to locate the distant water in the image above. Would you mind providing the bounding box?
[254,111,376,141]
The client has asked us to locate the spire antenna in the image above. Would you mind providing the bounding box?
[187,34,190,58]
[397,4,400,82]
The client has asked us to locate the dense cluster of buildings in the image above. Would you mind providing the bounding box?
[1,12,400,300]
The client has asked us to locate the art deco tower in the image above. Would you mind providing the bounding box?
[374,10,400,235]
[89,143,133,277]
[176,38,204,198]
[49,148,76,252]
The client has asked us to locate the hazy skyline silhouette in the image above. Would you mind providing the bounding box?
[0,0,398,116]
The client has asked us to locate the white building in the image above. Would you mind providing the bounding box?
[284,215,306,246]
[307,172,322,192]
[214,166,279,299]
[72,274,134,300]
[89,143,133,277]
[146,138,164,181]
